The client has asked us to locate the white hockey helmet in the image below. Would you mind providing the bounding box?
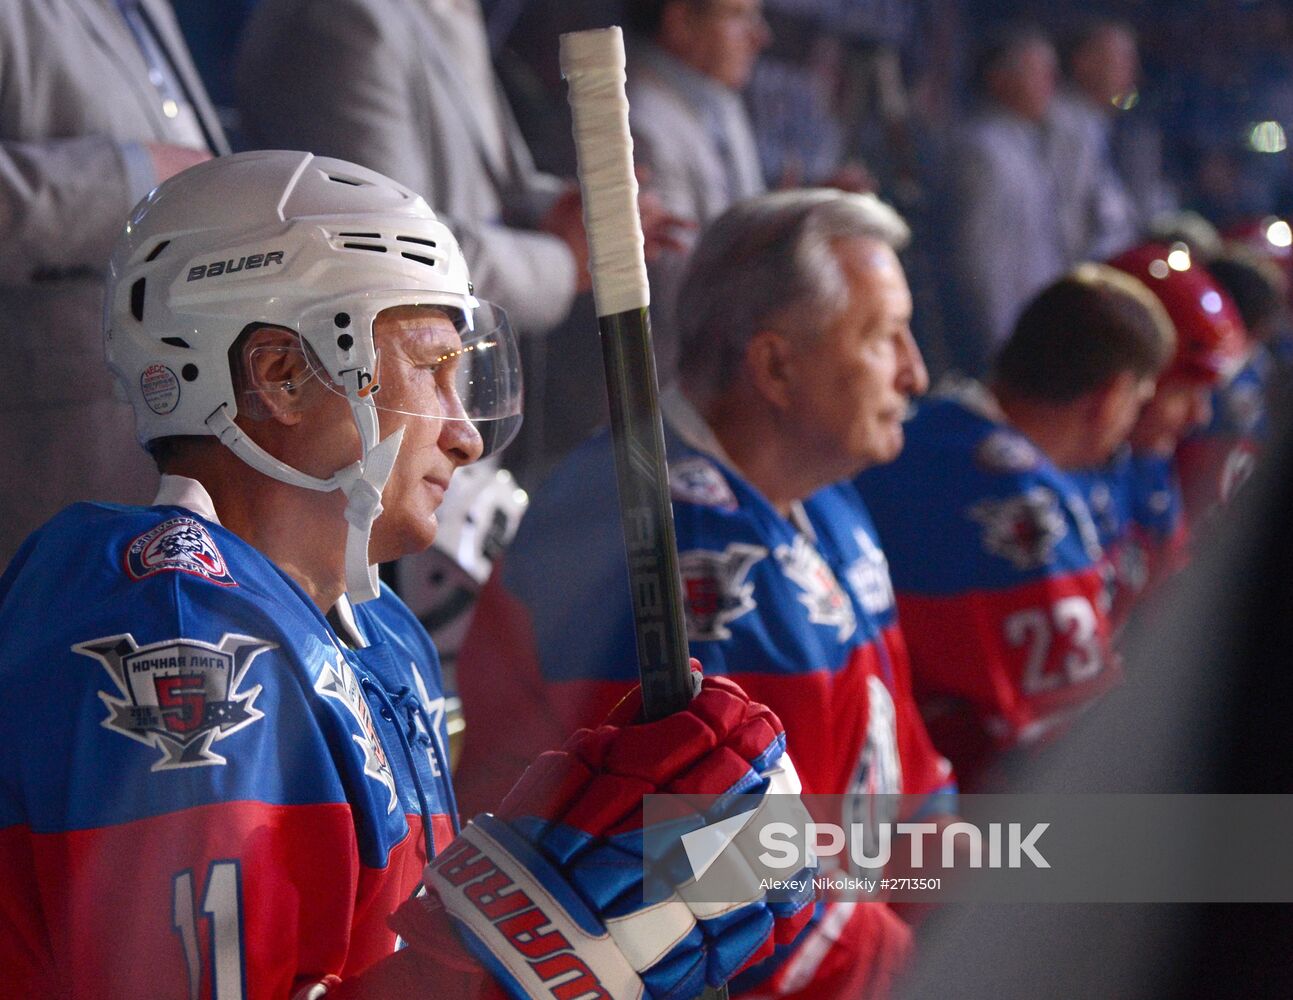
[104,150,523,603]
[395,463,529,671]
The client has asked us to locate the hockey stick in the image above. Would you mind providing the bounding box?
[559,27,727,1000]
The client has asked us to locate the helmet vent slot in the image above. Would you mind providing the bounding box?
[401,252,436,268]
[161,337,191,349]
[338,232,381,239]
[326,174,363,187]
[343,242,387,253]
[144,240,171,262]
[130,279,146,321]
[397,235,437,248]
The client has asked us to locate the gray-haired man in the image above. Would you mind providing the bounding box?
[457,189,955,999]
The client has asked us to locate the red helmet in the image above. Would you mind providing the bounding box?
[1223,215,1293,295]
[1108,242,1248,384]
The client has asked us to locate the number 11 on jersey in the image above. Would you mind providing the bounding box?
[174,860,246,1000]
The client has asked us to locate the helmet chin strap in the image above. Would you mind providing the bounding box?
[206,401,406,606]
[335,426,403,603]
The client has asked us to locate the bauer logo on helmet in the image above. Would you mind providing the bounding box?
[187,250,285,282]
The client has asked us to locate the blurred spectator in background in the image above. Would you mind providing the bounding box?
[1150,2,1292,228]
[941,24,1067,377]
[743,0,902,193]
[1048,17,1144,262]
[0,0,227,568]
[1222,214,1293,360]
[857,265,1174,789]
[625,0,771,381]
[1079,242,1249,628]
[170,0,260,144]
[745,1,854,190]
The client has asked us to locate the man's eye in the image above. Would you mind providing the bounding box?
[420,350,458,371]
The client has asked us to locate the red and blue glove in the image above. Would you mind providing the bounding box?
[407,670,816,999]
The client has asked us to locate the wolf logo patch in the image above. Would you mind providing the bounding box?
[125,517,236,587]
[968,488,1069,571]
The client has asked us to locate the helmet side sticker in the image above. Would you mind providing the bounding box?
[140,363,180,415]
[73,633,272,771]
[124,516,238,588]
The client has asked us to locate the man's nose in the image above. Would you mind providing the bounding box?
[1190,387,1213,430]
[898,328,929,397]
[441,413,484,466]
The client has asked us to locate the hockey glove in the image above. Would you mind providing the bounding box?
[405,670,816,999]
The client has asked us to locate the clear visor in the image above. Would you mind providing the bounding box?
[261,298,523,459]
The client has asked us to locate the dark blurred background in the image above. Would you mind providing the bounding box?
[173,0,1293,378]
[174,0,1293,221]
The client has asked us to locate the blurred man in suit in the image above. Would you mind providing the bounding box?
[0,0,228,567]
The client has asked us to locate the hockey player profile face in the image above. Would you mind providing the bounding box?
[1086,372,1158,467]
[1129,375,1214,457]
[366,305,485,561]
[789,237,926,477]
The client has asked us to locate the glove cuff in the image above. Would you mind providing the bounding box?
[427,815,647,1000]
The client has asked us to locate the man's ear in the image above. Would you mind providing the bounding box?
[240,326,315,426]
[745,329,798,412]
[1089,369,1138,425]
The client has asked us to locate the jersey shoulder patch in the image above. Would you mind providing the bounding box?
[967,487,1069,571]
[124,516,237,587]
[975,429,1042,474]
[669,455,738,511]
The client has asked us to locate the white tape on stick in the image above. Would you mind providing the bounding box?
[559,27,650,317]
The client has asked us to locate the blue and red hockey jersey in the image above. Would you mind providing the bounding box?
[455,398,953,998]
[0,488,461,998]
[1075,447,1186,629]
[855,381,1119,789]
[1177,345,1272,527]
